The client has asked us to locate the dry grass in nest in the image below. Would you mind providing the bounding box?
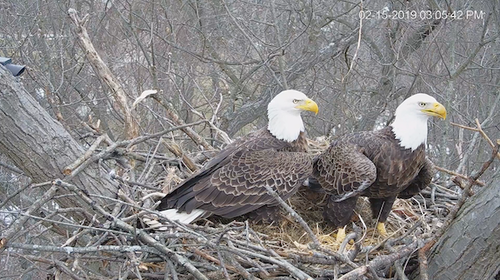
[246,186,427,255]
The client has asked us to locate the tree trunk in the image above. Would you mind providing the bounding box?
[0,66,118,220]
[424,176,500,279]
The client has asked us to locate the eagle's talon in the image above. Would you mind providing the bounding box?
[336,227,347,243]
[377,222,387,236]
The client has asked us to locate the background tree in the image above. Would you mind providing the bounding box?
[0,0,499,279]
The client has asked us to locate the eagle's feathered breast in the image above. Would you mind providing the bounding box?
[353,126,426,198]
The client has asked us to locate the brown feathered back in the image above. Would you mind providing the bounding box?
[157,128,312,219]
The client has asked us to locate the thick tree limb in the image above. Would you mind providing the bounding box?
[0,66,122,225]
[417,127,500,280]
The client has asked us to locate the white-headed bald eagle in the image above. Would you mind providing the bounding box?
[310,93,446,241]
[157,90,319,223]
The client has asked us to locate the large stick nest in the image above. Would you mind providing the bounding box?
[2,134,493,280]
[134,137,460,280]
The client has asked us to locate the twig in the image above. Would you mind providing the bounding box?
[166,259,179,280]
[342,1,363,83]
[20,254,87,280]
[434,165,485,186]
[64,134,112,175]
[7,243,157,254]
[65,120,207,179]
[126,120,207,149]
[0,181,32,209]
[190,247,240,275]
[450,120,500,160]
[0,160,24,174]
[151,95,213,151]
[177,85,233,146]
[220,246,314,280]
[262,184,320,248]
[339,240,419,280]
[222,0,284,88]
[314,247,359,270]
[54,179,209,280]
[0,182,57,251]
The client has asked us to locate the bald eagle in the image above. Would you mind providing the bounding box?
[157,90,319,224]
[311,93,446,241]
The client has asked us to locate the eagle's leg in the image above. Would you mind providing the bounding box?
[324,195,358,242]
[369,197,396,236]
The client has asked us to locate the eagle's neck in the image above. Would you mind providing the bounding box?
[391,113,428,151]
[268,109,304,142]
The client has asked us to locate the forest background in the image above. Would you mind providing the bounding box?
[0,0,499,279]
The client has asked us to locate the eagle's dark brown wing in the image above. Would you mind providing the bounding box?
[157,128,311,220]
[316,127,426,199]
[311,137,377,229]
[185,149,313,218]
[312,142,377,202]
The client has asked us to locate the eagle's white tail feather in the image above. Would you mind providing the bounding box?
[143,218,170,231]
[159,209,206,224]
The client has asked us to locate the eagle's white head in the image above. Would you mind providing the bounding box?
[391,93,447,150]
[267,90,319,142]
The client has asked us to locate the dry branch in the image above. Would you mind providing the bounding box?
[53,179,210,280]
[0,182,56,250]
[68,8,139,140]
[152,95,213,150]
[451,120,500,160]
[63,121,207,179]
[162,140,199,172]
[63,134,113,175]
[20,254,87,280]
[262,184,320,248]
[434,165,485,186]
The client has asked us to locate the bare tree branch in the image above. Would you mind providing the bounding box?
[68,8,139,140]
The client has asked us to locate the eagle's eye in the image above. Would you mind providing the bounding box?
[418,102,426,107]
[292,99,300,104]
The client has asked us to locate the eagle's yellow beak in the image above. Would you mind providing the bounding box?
[423,102,447,120]
[296,98,319,115]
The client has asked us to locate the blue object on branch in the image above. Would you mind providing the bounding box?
[0,57,26,76]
